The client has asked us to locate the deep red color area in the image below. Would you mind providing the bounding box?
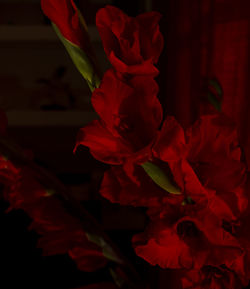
[74,68,162,164]
[159,0,250,170]
[41,0,86,48]
[70,4,250,288]
[98,114,249,286]
[100,114,247,214]
[96,5,164,76]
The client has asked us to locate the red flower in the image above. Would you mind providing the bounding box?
[5,167,49,212]
[41,0,87,48]
[74,69,162,165]
[152,115,247,217]
[27,192,107,272]
[98,114,246,223]
[121,114,247,271]
[132,203,242,270]
[96,5,164,76]
[2,162,107,272]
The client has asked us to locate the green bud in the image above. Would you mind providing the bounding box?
[52,23,100,92]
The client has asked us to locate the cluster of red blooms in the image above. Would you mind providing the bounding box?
[69,5,250,289]
[0,134,107,274]
[1,0,248,288]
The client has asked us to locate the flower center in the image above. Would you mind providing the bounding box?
[177,220,200,238]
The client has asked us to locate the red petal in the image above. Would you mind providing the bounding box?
[136,11,164,63]
[133,224,193,269]
[153,116,187,162]
[41,0,85,47]
[96,5,163,75]
[74,119,132,164]
[186,115,242,163]
[69,246,107,272]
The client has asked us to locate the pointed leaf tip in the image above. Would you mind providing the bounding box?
[141,161,181,195]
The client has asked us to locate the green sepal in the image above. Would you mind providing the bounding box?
[52,23,100,92]
[86,233,123,264]
[141,161,181,194]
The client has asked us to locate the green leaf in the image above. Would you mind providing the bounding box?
[86,233,123,264]
[141,161,181,194]
[52,23,100,92]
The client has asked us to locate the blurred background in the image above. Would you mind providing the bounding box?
[1,0,250,288]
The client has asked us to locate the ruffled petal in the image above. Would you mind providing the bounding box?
[133,224,193,269]
[96,5,163,75]
[153,116,187,162]
[74,119,132,164]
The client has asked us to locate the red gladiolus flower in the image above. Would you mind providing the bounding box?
[132,203,243,270]
[96,5,164,76]
[41,0,87,48]
[152,115,247,217]
[28,191,107,272]
[5,167,49,212]
[3,163,107,272]
[99,114,248,274]
[74,69,162,165]
[98,114,247,222]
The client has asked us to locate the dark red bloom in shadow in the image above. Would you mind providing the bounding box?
[74,69,162,165]
[2,161,107,272]
[132,202,242,270]
[152,114,247,217]
[96,5,164,76]
[98,115,247,223]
